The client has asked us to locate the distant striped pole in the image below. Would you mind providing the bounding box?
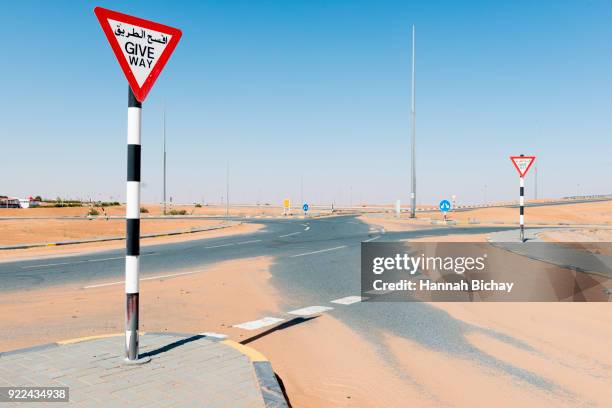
[126,87,141,361]
[519,176,525,242]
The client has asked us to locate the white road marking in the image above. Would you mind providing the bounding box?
[279,232,301,238]
[204,243,235,249]
[199,332,228,339]
[23,255,127,269]
[363,236,380,242]
[290,245,347,258]
[233,317,285,330]
[83,268,207,289]
[304,226,311,231]
[287,306,333,316]
[236,239,262,245]
[330,296,367,305]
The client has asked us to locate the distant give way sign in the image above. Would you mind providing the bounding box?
[94,7,182,102]
[510,155,536,178]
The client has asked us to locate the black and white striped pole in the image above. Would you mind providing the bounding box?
[126,87,147,362]
[94,6,181,362]
[519,175,525,242]
[510,154,536,243]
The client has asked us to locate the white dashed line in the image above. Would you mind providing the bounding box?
[279,232,301,238]
[236,239,262,245]
[363,236,380,242]
[290,245,347,258]
[330,296,367,305]
[287,306,333,316]
[304,226,310,231]
[204,243,235,249]
[22,256,125,269]
[83,268,207,289]
[233,317,285,330]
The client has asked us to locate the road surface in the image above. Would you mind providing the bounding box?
[0,216,562,389]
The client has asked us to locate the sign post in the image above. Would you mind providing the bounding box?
[510,155,536,242]
[302,203,309,217]
[95,7,181,362]
[439,199,451,221]
[395,199,401,218]
[283,199,290,216]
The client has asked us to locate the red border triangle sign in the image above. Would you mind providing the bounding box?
[510,155,536,177]
[94,7,182,102]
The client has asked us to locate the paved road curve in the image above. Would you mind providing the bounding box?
[1,216,560,391]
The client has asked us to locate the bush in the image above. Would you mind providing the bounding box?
[98,201,120,207]
[88,208,100,216]
[168,209,187,215]
[140,207,149,213]
[194,203,202,208]
[54,203,83,207]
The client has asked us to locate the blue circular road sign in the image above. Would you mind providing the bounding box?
[439,199,451,213]
[302,203,309,212]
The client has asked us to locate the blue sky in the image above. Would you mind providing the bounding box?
[2,1,612,205]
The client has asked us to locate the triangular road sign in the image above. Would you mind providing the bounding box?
[94,7,182,102]
[510,155,536,177]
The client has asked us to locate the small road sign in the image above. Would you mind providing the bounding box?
[439,199,451,213]
[283,199,290,209]
[94,7,182,102]
[510,155,536,178]
[302,203,309,212]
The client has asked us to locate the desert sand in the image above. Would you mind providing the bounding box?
[423,200,612,225]
[1,218,236,246]
[0,256,278,351]
[0,221,262,263]
[0,203,325,218]
[1,252,610,407]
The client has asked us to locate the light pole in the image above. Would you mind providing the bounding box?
[410,24,417,218]
[162,106,167,215]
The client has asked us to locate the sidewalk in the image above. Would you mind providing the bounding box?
[0,333,288,407]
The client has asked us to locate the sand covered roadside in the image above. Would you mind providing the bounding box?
[0,218,241,246]
[423,200,612,225]
[0,256,278,352]
[361,200,612,226]
[1,251,610,406]
[425,302,612,406]
[0,221,262,263]
[0,203,321,218]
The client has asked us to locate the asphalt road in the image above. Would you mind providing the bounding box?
[0,216,559,390]
[0,215,509,292]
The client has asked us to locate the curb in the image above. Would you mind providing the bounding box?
[0,222,239,251]
[0,332,289,408]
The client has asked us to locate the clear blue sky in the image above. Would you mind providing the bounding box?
[2,1,612,205]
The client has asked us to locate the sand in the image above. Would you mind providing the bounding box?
[0,256,278,352]
[0,203,326,218]
[1,250,611,406]
[425,200,612,225]
[0,218,238,246]
[429,302,612,406]
[0,221,262,263]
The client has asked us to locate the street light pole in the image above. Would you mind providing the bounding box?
[410,24,417,218]
[226,161,229,218]
[162,106,167,215]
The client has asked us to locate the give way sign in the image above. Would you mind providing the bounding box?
[94,7,182,102]
[510,155,536,177]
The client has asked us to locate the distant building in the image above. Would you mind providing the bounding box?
[0,196,40,208]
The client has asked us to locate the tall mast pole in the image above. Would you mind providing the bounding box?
[162,106,167,215]
[410,24,417,218]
